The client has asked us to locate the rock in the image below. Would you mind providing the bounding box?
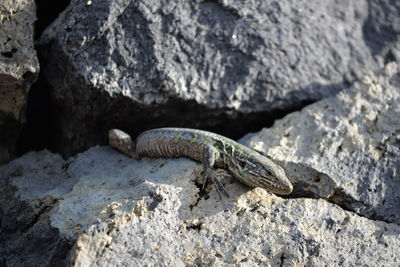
[241,62,400,224]
[0,150,74,266]
[0,0,39,164]
[1,147,400,265]
[38,0,392,156]
[363,0,400,62]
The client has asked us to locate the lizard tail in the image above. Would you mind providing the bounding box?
[108,129,136,158]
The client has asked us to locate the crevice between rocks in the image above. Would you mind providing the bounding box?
[15,0,70,157]
[190,178,209,210]
[278,161,395,225]
[17,72,315,160]
[34,0,71,40]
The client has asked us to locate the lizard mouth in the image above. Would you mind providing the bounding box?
[242,167,293,195]
[255,174,293,195]
[273,181,293,195]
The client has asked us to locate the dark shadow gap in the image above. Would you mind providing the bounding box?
[17,70,58,155]
[34,0,71,39]
[17,0,70,155]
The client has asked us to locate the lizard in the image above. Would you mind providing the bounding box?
[108,128,293,197]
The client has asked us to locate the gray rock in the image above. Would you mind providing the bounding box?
[363,0,400,62]
[1,147,400,266]
[241,62,400,224]
[38,0,393,156]
[0,0,39,164]
[0,150,73,266]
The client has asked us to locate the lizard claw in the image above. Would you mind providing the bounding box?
[202,168,231,199]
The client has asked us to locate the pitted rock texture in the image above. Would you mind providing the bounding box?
[1,147,400,266]
[38,0,396,156]
[0,0,39,164]
[241,62,400,225]
[363,0,400,60]
[0,151,73,266]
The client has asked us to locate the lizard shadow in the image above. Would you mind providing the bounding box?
[104,147,253,221]
[135,156,252,222]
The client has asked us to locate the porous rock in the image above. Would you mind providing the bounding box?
[38,0,389,156]
[1,147,400,265]
[241,62,400,225]
[0,0,39,164]
[0,150,73,266]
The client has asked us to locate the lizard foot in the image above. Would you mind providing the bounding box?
[201,168,230,199]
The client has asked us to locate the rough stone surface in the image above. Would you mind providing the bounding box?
[0,150,73,266]
[363,0,400,61]
[0,0,39,164]
[241,62,400,225]
[1,147,400,266]
[38,0,395,156]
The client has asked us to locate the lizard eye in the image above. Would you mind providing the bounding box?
[263,168,274,177]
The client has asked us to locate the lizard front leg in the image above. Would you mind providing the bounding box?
[200,144,230,198]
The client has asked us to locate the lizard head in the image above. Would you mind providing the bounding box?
[230,154,293,195]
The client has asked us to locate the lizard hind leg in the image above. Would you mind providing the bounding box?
[108,129,137,159]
